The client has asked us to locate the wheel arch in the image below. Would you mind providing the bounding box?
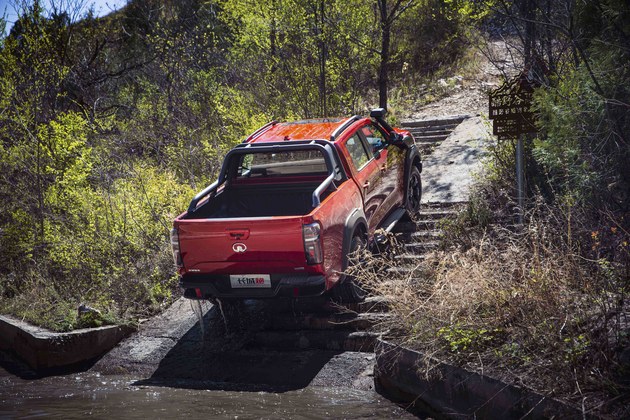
[341,208,368,271]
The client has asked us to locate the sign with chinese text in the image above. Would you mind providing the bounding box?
[489,70,540,139]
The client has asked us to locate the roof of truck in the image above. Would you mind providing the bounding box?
[245,117,361,143]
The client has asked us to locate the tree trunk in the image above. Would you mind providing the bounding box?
[378,0,390,110]
[317,0,327,116]
[522,0,536,66]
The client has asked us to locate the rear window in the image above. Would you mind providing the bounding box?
[234,150,328,179]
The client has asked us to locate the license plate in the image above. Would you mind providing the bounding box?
[229,274,271,288]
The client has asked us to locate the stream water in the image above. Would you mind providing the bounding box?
[0,367,414,419]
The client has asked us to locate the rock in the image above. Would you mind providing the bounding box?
[78,304,101,317]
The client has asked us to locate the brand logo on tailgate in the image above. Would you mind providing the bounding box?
[232,243,247,253]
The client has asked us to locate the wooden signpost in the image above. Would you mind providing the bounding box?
[489,70,541,224]
[489,71,539,139]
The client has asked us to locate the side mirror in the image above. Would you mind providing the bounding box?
[370,108,386,118]
[370,108,407,148]
[370,108,396,139]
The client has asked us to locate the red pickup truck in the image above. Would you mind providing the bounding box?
[171,109,421,303]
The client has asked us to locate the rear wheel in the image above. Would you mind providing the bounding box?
[335,234,368,303]
[405,166,422,219]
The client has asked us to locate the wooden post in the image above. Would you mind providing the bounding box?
[516,134,525,225]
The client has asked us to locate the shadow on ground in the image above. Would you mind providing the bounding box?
[135,298,345,392]
[0,349,99,380]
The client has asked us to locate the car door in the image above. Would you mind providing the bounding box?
[341,131,383,231]
[358,124,405,226]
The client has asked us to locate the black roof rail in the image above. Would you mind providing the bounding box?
[330,115,359,141]
[243,120,278,143]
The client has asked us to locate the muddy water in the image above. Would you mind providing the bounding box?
[0,368,414,418]
[1,297,418,418]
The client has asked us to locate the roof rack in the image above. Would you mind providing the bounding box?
[243,120,277,143]
[330,115,359,141]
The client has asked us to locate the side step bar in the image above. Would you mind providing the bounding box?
[381,208,407,233]
[373,208,407,248]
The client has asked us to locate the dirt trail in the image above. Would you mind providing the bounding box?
[404,39,517,120]
[402,39,515,204]
[420,116,493,203]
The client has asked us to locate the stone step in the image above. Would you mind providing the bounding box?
[409,127,453,138]
[408,128,453,136]
[413,134,450,142]
[395,210,459,232]
[394,253,426,261]
[401,115,470,128]
[249,330,380,352]
[394,220,439,233]
[395,229,443,240]
[265,312,391,332]
[385,266,424,279]
[404,241,440,252]
[346,296,391,313]
[422,201,467,209]
[418,208,460,219]
[408,230,443,239]
[403,122,460,131]
[216,296,393,322]
[415,219,442,229]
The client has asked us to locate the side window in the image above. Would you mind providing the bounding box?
[361,125,386,151]
[344,133,370,171]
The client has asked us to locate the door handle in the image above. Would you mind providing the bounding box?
[363,181,370,188]
[380,165,387,172]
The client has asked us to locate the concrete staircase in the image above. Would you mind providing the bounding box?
[400,115,471,155]
[387,203,463,277]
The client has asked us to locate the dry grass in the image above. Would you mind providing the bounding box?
[0,240,176,332]
[349,199,629,416]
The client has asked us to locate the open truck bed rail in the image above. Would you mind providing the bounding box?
[187,140,346,213]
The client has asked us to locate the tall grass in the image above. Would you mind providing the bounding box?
[351,197,629,414]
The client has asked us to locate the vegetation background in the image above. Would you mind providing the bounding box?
[0,0,628,414]
[0,0,473,330]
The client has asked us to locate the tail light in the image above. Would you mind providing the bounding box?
[170,228,183,267]
[303,222,323,265]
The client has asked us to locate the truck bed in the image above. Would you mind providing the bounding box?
[184,181,333,219]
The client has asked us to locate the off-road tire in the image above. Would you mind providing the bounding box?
[335,234,368,303]
[405,166,422,220]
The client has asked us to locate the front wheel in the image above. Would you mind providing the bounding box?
[405,166,422,219]
[335,234,368,303]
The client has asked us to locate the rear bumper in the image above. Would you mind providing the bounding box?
[180,273,326,299]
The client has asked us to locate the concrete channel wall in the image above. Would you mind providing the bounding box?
[1,306,588,418]
[374,340,585,419]
[0,315,133,370]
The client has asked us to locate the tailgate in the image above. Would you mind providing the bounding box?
[176,217,307,274]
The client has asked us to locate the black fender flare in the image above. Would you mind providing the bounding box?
[402,140,422,204]
[341,207,368,271]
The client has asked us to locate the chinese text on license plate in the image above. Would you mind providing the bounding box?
[229,274,271,288]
